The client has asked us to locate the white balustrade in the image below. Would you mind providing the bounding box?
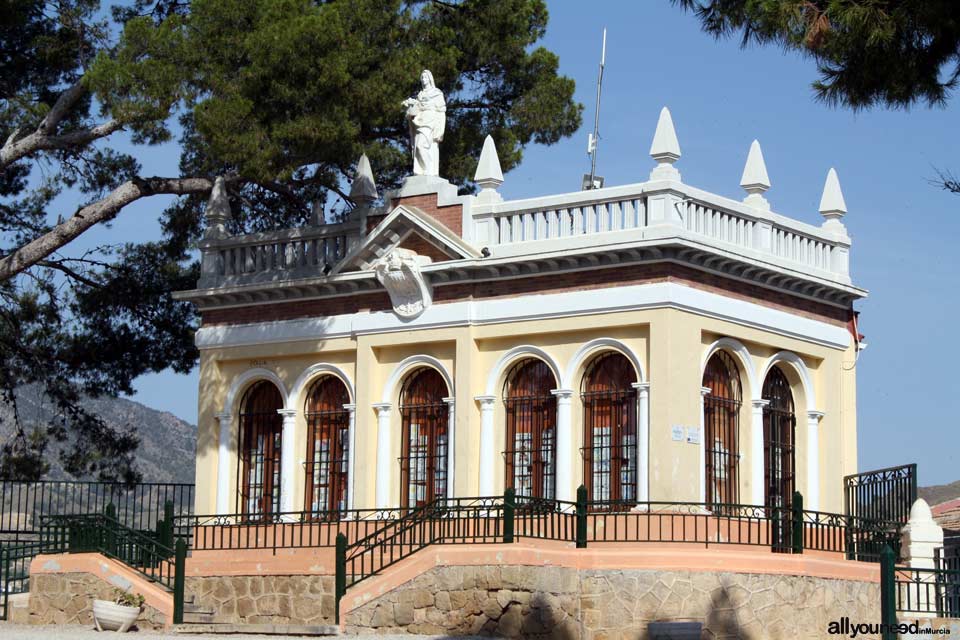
[491,196,647,245]
[480,187,845,280]
[201,223,362,283]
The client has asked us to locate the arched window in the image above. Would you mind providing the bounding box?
[304,376,351,517]
[237,381,283,518]
[581,352,637,509]
[702,351,742,508]
[503,359,557,499]
[762,366,796,512]
[399,368,449,508]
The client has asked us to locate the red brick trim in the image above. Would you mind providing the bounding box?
[391,193,463,235]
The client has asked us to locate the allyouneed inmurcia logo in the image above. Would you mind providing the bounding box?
[827,617,951,637]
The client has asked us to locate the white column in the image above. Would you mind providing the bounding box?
[476,396,496,496]
[344,404,357,511]
[373,403,393,509]
[901,499,945,617]
[806,411,824,511]
[751,399,770,506]
[699,387,710,504]
[215,412,233,515]
[443,397,456,499]
[552,389,574,503]
[631,383,650,503]
[278,409,297,517]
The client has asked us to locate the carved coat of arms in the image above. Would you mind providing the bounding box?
[373,248,433,318]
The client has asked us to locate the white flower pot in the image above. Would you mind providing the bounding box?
[92,599,141,633]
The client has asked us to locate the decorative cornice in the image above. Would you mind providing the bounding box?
[177,238,864,313]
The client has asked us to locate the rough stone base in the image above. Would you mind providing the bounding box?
[6,593,31,624]
[185,575,336,626]
[344,565,881,640]
[27,573,165,630]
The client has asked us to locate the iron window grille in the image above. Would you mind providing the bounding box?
[581,352,638,511]
[236,381,284,520]
[702,350,742,510]
[304,376,351,519]
[762,365,796,551]
[399,368,449,509]
[503,359,558,500]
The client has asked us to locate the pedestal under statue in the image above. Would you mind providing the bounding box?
[403,70,446,177]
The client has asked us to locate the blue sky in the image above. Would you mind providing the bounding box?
[117,3,959,485]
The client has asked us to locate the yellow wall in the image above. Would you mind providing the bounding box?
[194,295,857,516]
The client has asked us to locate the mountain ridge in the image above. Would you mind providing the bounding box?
[0,387,196,484]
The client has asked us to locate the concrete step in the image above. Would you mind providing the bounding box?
[183,603,215,615]
[172,623,340,636]
[181,612,217,624]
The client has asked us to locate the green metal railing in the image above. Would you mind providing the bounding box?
[330,488,894,623]
[38,507,188,624]
[171,506,411,552]
[1,540,45,620]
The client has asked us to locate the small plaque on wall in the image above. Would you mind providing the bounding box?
[686,427,701,445]
[671,425,684,442]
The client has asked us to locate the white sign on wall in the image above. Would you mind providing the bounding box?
[686,427,701,445]
[671,426,684,442]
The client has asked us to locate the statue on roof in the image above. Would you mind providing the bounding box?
[403,70,446,177]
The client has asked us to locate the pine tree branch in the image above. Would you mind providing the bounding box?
[0,79,123,172]
[0,176,217,282]
[0,120,123,172]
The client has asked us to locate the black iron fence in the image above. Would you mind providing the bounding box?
[844,464,917,525]
[0,480,194,542]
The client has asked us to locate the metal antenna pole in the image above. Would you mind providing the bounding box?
[586,28,606,190]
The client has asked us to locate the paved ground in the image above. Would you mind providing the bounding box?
[0,625,479,639]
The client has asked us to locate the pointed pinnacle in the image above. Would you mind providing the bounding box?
[740,140,770,193]
[207,176,231,222]
[350,154,378,203]
[475,135,504,187]
[819,168,847,217]
[649,106,681,163]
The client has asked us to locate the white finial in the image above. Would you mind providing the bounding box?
[740,140,771,210]
[350,154,378,205]
[204,176,232,238]
[649,106,681,181]
[819,168,847,230]
[475,135,504,203]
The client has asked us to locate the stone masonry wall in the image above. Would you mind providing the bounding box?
[344,565,881,640]
[28,573,165,630]
[185,575,336,626]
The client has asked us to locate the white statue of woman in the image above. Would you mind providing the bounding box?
[402,70,446,176]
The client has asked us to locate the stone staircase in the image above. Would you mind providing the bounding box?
[173,593,339,635]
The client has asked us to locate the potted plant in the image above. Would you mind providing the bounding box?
[92,589,145,633]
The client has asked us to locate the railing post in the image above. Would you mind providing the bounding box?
[173,538,186,625]
[335,533,347,626]
[791,491,804,554]
[576,485,587,549]
[880,545,897,640]
[503,488,515,544]
[104,503,117,557]
[1,545,8,621]
[163,501,175,549]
